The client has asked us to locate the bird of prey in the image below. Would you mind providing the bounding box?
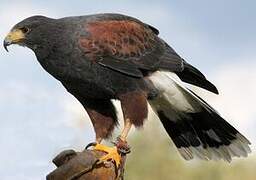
[4,13,251,166]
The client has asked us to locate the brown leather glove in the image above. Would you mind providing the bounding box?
[47,149,125,180]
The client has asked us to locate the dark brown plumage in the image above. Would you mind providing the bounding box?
[4,13,250,162]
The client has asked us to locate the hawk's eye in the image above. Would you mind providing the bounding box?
[20,27,30,34]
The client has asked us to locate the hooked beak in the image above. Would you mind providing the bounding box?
[3,38,11,52]
[3,29,25,52]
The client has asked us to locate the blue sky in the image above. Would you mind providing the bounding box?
[0,1,255,179]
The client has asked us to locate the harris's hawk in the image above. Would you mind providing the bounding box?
[4,13,251,166]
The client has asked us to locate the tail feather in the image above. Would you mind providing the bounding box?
[148,71,251,162]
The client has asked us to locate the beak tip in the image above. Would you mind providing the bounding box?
[3,40,9,52]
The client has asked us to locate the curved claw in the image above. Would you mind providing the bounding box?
[118,147,131,154]
[85,142,97,150]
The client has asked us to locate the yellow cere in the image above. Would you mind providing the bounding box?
[5,29,25,43]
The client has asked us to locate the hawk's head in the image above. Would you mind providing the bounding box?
[3,16,54,52]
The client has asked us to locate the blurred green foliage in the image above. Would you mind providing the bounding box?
[124,118,256,180]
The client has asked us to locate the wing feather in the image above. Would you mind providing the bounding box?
[78,16,183,76]
[77,14,218,94]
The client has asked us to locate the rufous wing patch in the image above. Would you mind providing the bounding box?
[79,20,156,61]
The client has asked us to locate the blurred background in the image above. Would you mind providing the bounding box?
[0,0,255,179]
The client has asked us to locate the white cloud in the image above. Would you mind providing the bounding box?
[0,80,93,180]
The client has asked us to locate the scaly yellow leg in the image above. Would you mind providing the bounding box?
[120,119,132,141]
[93,119,132,168]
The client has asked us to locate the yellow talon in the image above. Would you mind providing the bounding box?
[94,144,121,167]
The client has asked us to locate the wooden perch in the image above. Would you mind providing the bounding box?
[46,149,127,180]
